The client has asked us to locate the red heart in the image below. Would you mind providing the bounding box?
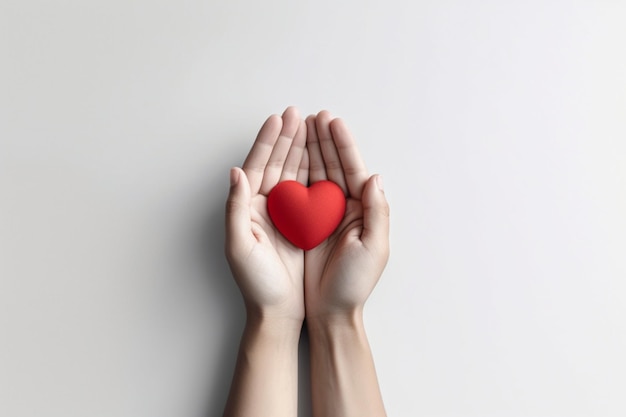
[267,180,346,250]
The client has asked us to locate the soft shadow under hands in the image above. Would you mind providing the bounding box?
[194,164,246,417]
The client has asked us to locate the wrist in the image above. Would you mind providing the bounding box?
[245,311,303,340]
[244,299,305,326]
[306,308,365,336]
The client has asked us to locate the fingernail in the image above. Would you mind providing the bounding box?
[230,168,239,186]
[376,175,384,191]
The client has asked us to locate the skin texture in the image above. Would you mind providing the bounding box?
[223,108,389,417]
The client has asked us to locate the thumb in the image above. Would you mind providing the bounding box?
[361,174,390,255]
[225,167,253,252]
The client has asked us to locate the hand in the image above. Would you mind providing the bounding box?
[304,111,390,321]
[225,106,309,324]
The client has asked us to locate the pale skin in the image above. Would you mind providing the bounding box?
[223,107,389,417]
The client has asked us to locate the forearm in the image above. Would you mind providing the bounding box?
[307,311,387,417]
[223,314,302,417]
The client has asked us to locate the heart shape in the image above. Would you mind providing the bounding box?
[267,180,346,250]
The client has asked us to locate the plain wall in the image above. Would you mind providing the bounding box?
[1,1,625,416]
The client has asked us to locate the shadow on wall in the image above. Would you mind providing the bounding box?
[192,154,246,417]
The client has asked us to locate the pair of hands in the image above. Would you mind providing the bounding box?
[225,107,389,326]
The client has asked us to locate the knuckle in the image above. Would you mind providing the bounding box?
[324,160,343,170]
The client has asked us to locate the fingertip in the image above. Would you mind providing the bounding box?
[229,167,240,187]
[316,112,332,131]
[266,113,281,123]
[315,110,334,138]
[375,174,384,192]
[317,109,331,117]
[329,116,344,126]
[329,117,352,141]
[262,114,283,134]
[365,174,388,206]
[230,167,251,190]
[317,110,332,120]
[283,106,300,119]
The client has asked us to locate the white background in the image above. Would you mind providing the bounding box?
[1,1,625,416]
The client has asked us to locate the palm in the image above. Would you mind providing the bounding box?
[246,194,303,308]
[306,198,383,315]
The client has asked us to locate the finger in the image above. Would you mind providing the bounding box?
[306,115,327,183]
[242,114,283,195]
[260,106,301,195]
[296,147,309,185]
[361,175,390,257]
[279,118,307,182]
[316,110,348,195]
[225,167,254,258]
[330,118,369,199]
